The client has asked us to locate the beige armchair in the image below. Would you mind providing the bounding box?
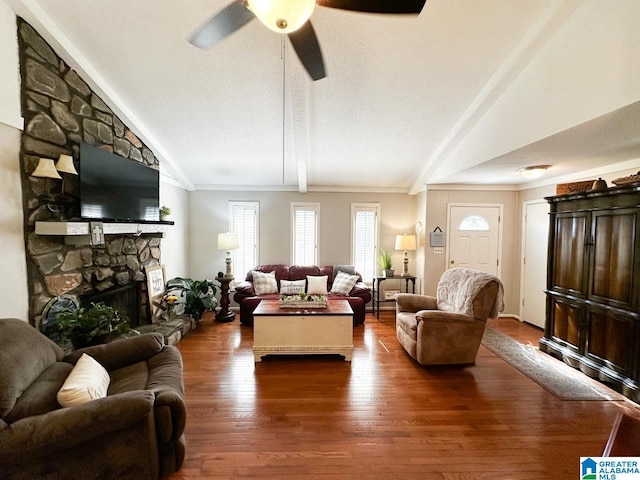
[396,267,504,365]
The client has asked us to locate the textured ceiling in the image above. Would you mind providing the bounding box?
[6,0,640,192]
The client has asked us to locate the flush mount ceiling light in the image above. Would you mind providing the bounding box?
[518,165,551,180]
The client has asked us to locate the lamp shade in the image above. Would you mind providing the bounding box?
[218,232,239,251]
[395,234,416,251]
[247,0,315,32]
[31,158,62,179]
[55,154,78,175]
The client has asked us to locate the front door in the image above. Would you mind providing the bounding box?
[447,204,502,276]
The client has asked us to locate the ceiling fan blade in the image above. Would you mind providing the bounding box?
[317,0,426,14]
[188,0,255,49]
[288,21,326,81]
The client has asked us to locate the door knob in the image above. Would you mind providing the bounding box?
[450,260,455,264]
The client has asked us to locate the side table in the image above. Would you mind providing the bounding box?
[372,275,416,319]
[215,276,235,323]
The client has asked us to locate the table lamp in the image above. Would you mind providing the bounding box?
[218,232,239,277]
[395,234,416,277]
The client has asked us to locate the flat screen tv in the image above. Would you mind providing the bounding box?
[80,142,160,222]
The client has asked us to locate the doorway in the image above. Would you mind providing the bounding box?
[520,200,549,328]
[446,204,502,276]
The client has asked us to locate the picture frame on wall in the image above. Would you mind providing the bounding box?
[146,265,166,322]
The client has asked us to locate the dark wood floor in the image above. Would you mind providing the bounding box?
[170,311,640,479]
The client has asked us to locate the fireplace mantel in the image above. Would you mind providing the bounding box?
[35,220,173,238]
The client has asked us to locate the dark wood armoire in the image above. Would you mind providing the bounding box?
[540,183,640,402]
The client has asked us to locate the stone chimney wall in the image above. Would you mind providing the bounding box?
[17,18,162,327]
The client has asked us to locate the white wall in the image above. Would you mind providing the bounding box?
[0,124,28,320]
[424,189,519,315]
[0,1,28,320]
[188,190,417,285]
[433,0,640,180]
[0,1,21,130]
[160,179,189,280]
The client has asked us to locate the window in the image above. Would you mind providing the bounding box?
[291,203,319,265]
[229,202,259,280]
[351,203,379,282]
[459,215,490,231]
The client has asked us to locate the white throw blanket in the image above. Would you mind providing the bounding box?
[437,267,504,318]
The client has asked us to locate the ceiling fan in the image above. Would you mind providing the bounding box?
[189,0,427,81]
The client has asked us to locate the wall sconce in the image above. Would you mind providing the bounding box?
[31,157,62,201]
[395,233,417,277]
[31,155,78,217]
[218,232,239,277]
[55,154,78,197]
[518,165,551,180]
[31,157,62,181]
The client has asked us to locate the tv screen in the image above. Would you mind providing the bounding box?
[80,142,160,222]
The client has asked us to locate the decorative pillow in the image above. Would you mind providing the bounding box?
[57,353,110,408]
[330,271,360,296]
[252,270,278,295]
[280,279,306,295]
[307,275,328,295]
[333,265,356,280]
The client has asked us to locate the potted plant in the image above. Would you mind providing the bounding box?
[379,249,394,277]
[45,302,133,349]
[166,277,218,320]
[159,205,171,221]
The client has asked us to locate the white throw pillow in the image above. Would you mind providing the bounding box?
[252,270,278,295]
[57,353,110,407]
[280,279,306,295]
[330,271,359,296]
[306,275,328,295]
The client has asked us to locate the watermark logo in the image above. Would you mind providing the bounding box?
[581,457,640,479]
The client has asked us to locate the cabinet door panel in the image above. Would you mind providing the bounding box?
[551,298,581,350]
[552,214,587,295]
[591,211,637,308]
[586,309,636,376]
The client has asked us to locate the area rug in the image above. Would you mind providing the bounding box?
[481,326,619,401]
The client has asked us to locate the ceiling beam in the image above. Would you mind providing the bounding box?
[287,46,311,193]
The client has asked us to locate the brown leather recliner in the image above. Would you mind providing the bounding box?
[0,318,186,479]
[396,267,504,365]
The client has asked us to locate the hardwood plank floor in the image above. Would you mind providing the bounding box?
[170,312,640,480]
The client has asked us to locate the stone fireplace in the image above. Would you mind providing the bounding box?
[17,18,164,328]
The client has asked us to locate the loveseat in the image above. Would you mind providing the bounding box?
[233,264,372,326]
[0,318,186,479]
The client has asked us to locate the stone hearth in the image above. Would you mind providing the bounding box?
[17,18,164,328]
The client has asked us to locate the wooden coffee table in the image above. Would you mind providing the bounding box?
[252,299,353,362]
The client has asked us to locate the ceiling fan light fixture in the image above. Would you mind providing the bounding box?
[247,0,316,33]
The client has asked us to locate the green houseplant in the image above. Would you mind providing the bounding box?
[46,302,133,349]
[166,277,218,320]
[379,249,394,277]
[159,205,171,221]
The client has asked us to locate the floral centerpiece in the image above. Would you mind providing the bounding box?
[279,293,328,309]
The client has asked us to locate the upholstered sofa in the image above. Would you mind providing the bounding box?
[233,264,372,326]
[396,267,504,365]
[0,318,186,479]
